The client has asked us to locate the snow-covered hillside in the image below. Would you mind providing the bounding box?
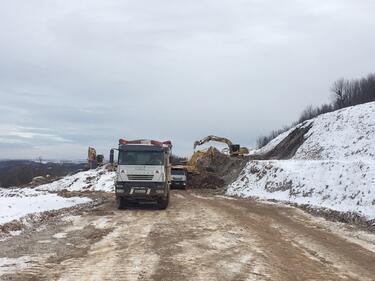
[295,102,375,160]
[252,102,375,160]
[0,166,115,228]
[250,126,297,156]
[37,166,116,193]
[228,102,375,220]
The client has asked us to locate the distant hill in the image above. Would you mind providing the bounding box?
[0,160,86,188]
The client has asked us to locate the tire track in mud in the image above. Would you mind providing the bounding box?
[148,192,267,281]
[57,211,163,281]
[195,194,375,281]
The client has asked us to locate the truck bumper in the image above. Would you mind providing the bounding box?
[171,181,186,189]
[115,181,168,200]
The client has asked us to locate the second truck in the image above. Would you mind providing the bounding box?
[171,166,187,189]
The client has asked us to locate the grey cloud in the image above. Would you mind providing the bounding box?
[0,0,374,159]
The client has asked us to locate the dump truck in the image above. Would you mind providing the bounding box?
[110,139,172,209]
[171,166,187,189]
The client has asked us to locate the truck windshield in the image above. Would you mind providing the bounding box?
[172,170,185,175]
[119,151,164,165]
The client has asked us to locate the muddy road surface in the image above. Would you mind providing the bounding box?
[1,191,375,281]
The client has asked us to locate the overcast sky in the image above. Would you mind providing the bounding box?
[0,0,374,160]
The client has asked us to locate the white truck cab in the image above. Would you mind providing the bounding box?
[171,166,187,189]
[110,139,172,209]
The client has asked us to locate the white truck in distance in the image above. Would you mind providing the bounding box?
[171,166,187,189]
[110,139,172,209]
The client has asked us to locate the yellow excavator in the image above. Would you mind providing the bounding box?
[185,147,215,173]
[193,135,249,156]
[87,147,104,169]
[184,135,249,173]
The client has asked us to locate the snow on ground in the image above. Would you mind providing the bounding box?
[0,188,91,225]
[0,166,114,227]
[227,160,375,219]
[229,102,375,219]
[37,166,116,193]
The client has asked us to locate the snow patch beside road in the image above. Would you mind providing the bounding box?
[227,160,375,219]
[0,188,91,225]
[0,166,114,228]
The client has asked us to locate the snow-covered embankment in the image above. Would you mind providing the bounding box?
[227,102,375,220]
[37,167,116,192]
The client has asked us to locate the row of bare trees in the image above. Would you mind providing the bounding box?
[331,73,375,109]
[257,73,375,148]
[0,161,85,188]
[170,154,188,165]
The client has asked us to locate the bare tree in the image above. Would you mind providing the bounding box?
[170,154,188,165]
[331,78,348,108]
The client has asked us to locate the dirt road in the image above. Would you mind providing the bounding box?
[1,191,375,281]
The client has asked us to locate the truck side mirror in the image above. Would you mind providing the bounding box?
[109,149,114,164]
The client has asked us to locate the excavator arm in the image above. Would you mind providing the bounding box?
[193,135,249,156]
[193,135,233,149]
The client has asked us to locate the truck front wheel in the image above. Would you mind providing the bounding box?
[117,197,126,210]
[157,193,169,210]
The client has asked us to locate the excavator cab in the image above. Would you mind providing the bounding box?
[96,154,104,166]
[230,144,240,155]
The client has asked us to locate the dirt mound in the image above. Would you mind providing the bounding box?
[188,173,224,189]
[187,148,247,189]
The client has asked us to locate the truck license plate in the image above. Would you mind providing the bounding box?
[133,188,146,194]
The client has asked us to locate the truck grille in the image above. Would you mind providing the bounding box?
[127,174,154,181]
